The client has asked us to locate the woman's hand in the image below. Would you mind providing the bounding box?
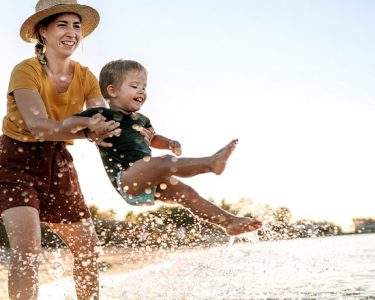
[133,126,155,145]
[86,114,121,147]
[143,127,155,144]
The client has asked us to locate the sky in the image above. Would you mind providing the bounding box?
[0,1,374,231]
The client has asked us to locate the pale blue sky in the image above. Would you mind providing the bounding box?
[1,1,374,230]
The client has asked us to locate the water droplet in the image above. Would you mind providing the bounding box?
[31,107,40,116]
[169,177,179,185]
[132,124,141,131]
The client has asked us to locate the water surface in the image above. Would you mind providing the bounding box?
[39,233,375,299]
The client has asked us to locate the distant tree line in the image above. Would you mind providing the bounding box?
[2,197,367,250]
[352,218,375,233]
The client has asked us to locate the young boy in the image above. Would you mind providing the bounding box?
[63,59,262,235]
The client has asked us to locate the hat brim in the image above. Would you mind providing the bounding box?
[20,4,100,42]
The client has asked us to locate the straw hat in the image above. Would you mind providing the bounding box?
[20,0,100,43]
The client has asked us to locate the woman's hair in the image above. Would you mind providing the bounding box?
[99,59,147,99]
[34,13,82,73]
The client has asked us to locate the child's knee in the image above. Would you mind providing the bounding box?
[159,154,176,165]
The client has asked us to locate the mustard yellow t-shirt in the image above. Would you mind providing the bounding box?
[3,57,102,142]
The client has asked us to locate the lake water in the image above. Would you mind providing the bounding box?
[36,233,375,299]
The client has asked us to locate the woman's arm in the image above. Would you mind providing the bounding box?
[63,113,119,133]
[14,89,119,142]
[62,115,120,147]
[62,116,98,134]
[14,89,81,141]
[86,96,108,108]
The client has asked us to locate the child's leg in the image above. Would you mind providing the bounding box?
[157,179,262,236]
[120,139,237,196]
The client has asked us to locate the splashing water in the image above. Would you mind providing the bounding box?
[33,233,375,299]
[228,229,260,247]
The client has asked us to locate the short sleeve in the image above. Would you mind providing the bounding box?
[84,69,102,101]
[145,117,152,129]
[138,113,152,129]
[7,61,40,95]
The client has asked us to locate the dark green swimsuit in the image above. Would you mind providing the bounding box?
[75,107,152,187]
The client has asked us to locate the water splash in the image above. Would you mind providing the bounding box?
[228,230,260,247]
[36,234,375,299]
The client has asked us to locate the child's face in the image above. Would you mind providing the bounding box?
[112,70,148,112]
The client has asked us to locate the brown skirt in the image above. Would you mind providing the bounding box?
[0,135,90,223]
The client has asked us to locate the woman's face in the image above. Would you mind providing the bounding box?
[40,13,83,58]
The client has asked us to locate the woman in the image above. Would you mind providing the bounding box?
[0,1,130,299]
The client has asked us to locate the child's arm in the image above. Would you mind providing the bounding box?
[151,134,182,156]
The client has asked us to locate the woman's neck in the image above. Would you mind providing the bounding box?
[44,53,74,93]
[45,53,73,76]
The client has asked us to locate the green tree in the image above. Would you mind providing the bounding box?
[89,205,116,220]
[274,207,292,225]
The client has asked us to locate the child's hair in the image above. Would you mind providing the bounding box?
[99,59,147,99]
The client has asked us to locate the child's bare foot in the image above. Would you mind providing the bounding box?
[210,139,238,175]
[224,216,262,236]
